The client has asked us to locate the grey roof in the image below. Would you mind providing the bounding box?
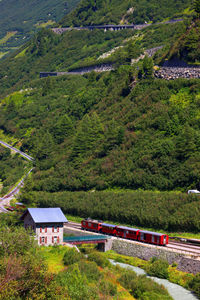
[117,226,140,231]
[139,230,166,237]
[25,208,68,223]
[101,223,116,228]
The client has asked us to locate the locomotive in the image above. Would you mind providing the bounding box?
[81,218,169,246]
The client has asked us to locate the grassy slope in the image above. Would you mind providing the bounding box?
[60,0,191,26]
[0,0,80,57]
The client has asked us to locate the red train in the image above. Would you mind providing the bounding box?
[81,218,169,246]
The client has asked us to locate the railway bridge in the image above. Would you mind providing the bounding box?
[63,235,112,252]
[52,24,137,34]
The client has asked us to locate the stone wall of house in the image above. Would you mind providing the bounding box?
[112,239,200,274]
[23,213,36,231]
[36,223,64,246]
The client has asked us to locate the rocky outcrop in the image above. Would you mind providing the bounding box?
[154,67,200,80]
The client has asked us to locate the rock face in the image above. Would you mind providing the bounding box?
[154,67,200,80]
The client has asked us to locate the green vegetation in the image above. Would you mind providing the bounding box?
[60,0,191,26]
[21,190,200,232]
[146,258,170,279]
[161,19,200,64]
[63,247,83,265]
[0,145,31,196]
[105,251,196,296]
[0,222,174,300]
[0,0,80,58]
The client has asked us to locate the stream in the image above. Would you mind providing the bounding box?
[109,260,198,300]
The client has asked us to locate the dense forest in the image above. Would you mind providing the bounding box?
[60,0,192,26]
[1,74,200,192]
[0,0,79,58]
[0,0,200,234]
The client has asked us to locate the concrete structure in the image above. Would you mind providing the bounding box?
[21,208,68,246]
[39,64,114,78]
[64,226,200,273]
[64,226,113,252]
[112,239,200,274]
[52,25,136,34]
[63,235,112,252]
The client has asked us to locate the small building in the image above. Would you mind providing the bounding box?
[21,207,68,246]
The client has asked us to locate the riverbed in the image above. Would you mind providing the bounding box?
[109,260,198,300]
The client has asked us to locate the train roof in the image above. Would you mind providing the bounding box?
[140,230,167,236]
[117,226,140,231]
[101,223,116,228]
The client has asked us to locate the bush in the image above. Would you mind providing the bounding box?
[63,248,83,266]
[77,260,102,281]
[99,279,117,296]
[140,291,173,300]
[146,259,169,279]
[56,264,97,300]
[87,251,110,268]
[189,273,200,298]
[130,275,171,299]
[118,269,137,290]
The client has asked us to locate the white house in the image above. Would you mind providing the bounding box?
[21,207,68,246]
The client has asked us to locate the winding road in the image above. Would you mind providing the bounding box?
[0,140,34,161]
[0,140,34,212]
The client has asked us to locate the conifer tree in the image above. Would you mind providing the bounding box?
[194,0,200,17]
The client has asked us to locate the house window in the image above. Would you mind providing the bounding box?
[40,237,47,244]
[52,236,60,244]
[40,226,47,233]
[52,226,59,233]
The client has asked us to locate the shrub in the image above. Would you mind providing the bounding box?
[140,291,173,300]
[146,259,169,279]
[189,273,200,298]
[99,279,117,296]
[118,269,137,290]
[77,260,102,281]
[56,264,97,300]
[130,275,171,299]
[63,248,83,266]
[87,251,110,268]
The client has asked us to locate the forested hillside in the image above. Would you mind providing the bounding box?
[161,19,200,64]
[0,0,200,232]
[60,0,192,26]
[0,21,185,97]
[0,0,80,58]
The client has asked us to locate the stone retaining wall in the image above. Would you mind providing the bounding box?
[154,67,200,80]
[112,239,200,274]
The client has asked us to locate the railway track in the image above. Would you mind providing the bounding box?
[168,241,200,256]
[65,221,82,229]
[65,221,200,256]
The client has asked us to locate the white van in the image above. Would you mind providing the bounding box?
[187,189,200,194]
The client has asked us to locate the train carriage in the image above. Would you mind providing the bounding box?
[115,226,140,240]
[101,223,116,235]
[138,230,168,246]
[81,219,102,232]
